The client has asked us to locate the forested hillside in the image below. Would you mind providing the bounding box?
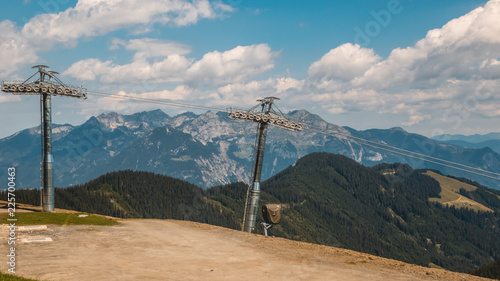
[471,258,500,280]
[246,154,500,273]
[7,171,240,229]
[5,153,500,274]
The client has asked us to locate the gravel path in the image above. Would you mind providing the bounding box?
[0,219,494,281]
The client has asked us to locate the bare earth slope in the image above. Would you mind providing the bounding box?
[0,219,493,281]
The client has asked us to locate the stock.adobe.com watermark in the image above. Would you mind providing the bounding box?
[6,167,17,274]
[354,0,408,47]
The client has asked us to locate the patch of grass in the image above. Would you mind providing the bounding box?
[428,262,445,270]
[0,272,39,281]
[0,212,119,226]
[425,171,493,212]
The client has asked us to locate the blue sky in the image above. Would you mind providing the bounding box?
[1,0,498,139]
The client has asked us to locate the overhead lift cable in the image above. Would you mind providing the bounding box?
[87,90,226,112]
[84,89,500,182]
[305,126,500,181]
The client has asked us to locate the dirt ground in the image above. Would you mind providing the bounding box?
[0,217,494,281]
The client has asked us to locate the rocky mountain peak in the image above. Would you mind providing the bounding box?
[390,127,407,133]
[125,109,170,124]
[96,112,125,129]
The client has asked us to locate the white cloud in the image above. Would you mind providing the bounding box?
[5,0,500,136]
[64,54,192,83]
[22,0,233,47]
[125,38,191,60]
[0,21,38,78]
[78,85,198,117]
[292,0,500,134]
[63,38,194,83]
[475,103,500,117]
[354,0,500,90]
[0,0,232,80]
[109,38,127,50]
[276,77,304,94]
[63,59,114,81]
[66,43,279,87]
[0,94,22,103]
[79,95,141,117]
[128,85,194,101]
[402,115,430,126]
[308,43,380,82]
[478,59,500,79]
[108,37,191,60]
[300,89,381,115]
[213,77,302,106]
[185,44,279,87]
[74,0,499,132]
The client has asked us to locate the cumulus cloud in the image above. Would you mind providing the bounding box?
[296,88,382,115]
[128,85,194,100]
[308,43,380,82]
[213,77,302,106]
[354,0,500,89]
[297,0,500,132]
[22,0,233,47]
[5,0,500,136]
[63,54,192,83]
[66,43,279,87]
[124,38,191,60]
[185,44,279,87]
[0,94,22,103]
[63,59,114,81]
[70,0,500,135]
[78,85,198,117]
[63,37,194,83]
[0,0,231,81]
[0,21,38,78]
[402,115,431,126]
[276,77,304,94]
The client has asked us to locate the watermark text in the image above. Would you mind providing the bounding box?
[6,167,17,274]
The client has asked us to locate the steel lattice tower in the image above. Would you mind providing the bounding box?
[228,97,303,233]
[1,65,87,212]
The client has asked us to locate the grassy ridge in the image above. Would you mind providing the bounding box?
[425,171,494,212]
[0,272,39,281]
[471,258,500,279]
[0,212,118,226]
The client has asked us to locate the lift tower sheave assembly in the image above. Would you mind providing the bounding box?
[228,97,303,233]
[1,65,87,212]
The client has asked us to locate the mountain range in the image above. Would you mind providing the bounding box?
[1,109,500,189]
[433,133,500,144]
[433,133,500,157]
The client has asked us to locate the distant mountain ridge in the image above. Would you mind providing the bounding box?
[433,132,500,143]
[434,139,500,156]
[1,109,500,189]
[433,132,500,156]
